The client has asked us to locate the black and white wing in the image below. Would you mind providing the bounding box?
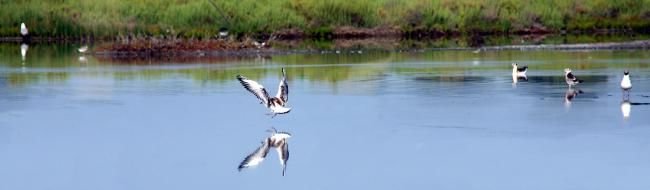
[517,66,528,72]
[275,68,288,103]
[566,72,576,81]
[277,141,289,176]
[237,75,270,106]
[238,139,271,171]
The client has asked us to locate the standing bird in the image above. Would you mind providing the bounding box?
[218,27,229,39]
[20,22,30,43]
[78,45,88,53]
[237,68,290,116]
[252,40,266,49]
[238,127,291,176]
[621,70,632,97]
[511,63,527,76]
[20,23,28,37]
[564,68,583,87]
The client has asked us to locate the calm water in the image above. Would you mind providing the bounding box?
[1,44,650,190]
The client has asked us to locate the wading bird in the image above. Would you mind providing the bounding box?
[511,63,527,76]
[564,68,583,87]
[237,68,290,116]
[238,127,291,176]
[621,70,632,97]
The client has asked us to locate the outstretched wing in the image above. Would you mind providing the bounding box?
[276,141,289,176]
[238,139,271,171]
[237,75,270,106]
[275,68,289,103]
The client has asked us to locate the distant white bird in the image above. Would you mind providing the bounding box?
[564,68,583,87]
[78,45,88,53]
[472,48,481,53]
[621,70,632,93]
[238,127,291,176]
[20,22,28,37]
[252,40,266,49]
[20,43,28,61]
[511,63,527,76]
[237,68,290,116]
[621,100,631,119]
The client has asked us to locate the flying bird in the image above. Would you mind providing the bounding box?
[237,68,290,116]
[564,68,583,87]
[238,127,291,176]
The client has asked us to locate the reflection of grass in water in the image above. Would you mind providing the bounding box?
[3,45,650,87]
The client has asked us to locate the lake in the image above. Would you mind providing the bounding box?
[1,43,649,190]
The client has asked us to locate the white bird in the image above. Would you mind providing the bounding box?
[238,127,291,176]
[511,63,527,76]
[621,70,632,93]
[237,68,290,116]
[621,100,631,119]
[472,48,481,53]
[20,22,28,37]
[253,40,266,49]
[20,43,28,61]
[564,68,583,87]
[78,45,88,53]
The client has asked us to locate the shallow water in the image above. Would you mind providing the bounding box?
[1,44,650,190]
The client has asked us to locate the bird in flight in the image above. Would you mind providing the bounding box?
[237,68,290,117]
[238,127,291,176]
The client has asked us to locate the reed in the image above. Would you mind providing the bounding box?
[1,0,649,38]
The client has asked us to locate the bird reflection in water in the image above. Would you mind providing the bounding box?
[621,99,631,119]
[564,88,583,108]
[20,43,28,62]
[238,127,291,176]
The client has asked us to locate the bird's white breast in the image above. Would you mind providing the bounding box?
[621,76,632,89]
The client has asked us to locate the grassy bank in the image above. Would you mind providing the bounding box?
[2,0,650,39]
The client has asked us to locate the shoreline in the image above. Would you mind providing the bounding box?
[88,39,650,60]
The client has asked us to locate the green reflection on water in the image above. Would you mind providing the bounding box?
[1,43,650,87]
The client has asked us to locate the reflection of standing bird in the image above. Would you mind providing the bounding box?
[564,68,583,87]
[621,70,632,95]
[564,88,582,107]
[237,68,290,116]
[20,43,28,61]
[621,100,631,119]
[238,127,291,176]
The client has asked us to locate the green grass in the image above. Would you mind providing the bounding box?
[1,0,650,38]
